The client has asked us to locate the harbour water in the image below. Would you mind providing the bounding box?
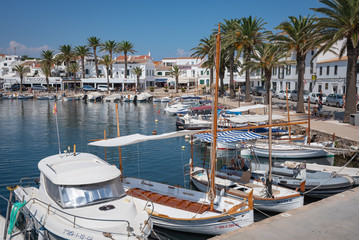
[0,99,338,239]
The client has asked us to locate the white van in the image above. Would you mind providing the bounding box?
[97,85,114,92]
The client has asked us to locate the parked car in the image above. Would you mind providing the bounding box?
[240,86,253,94]
[97,85,114,92]
[308,92,327,104]
[83,85,96,91]
[253,86,265,96]
[32,85,47,91]
[291,90,309,101]
[276,90,292,100]
[325,93,344,107]
[11,84,26,91]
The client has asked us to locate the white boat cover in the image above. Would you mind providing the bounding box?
[89,130,202,147]
[195,130,267,143]
[227,114,284,124]
[225,104,267,113]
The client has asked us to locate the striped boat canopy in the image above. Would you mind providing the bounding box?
[195,130,267,143]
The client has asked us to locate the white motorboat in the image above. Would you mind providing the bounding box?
[152,98,161,102]
[17,95,33,100]
[37,95,56,100]
[137,92,153,102]
[190,167,303,213]
[14,152,152,240]
[241,141,335,159]
[87,92,104,102]
[89,130,254,235]
[161,97,171,102]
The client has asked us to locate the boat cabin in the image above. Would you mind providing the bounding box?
[38,153,126,209]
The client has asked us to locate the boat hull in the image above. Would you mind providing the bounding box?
[123,177,253,235]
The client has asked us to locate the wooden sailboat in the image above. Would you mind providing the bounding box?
[190,84,304,212]
[89,25,254,235]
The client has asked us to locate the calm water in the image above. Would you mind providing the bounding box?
[0,99,337,239]
[0,99,213,239]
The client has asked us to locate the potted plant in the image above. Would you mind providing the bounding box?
[150,86,155,92]
[164,86,169,92]
[181,87,186,93]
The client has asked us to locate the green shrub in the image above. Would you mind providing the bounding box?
[181,87,186,93]
[150,86,155,92]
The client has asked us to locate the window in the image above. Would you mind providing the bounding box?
[319,67,322,75]
[4,63,7,66]
[334,65,338,75]
[278,67,284,79]
[85,69,89,74]
[310,63,313,74]
[311,50,314,55]
[200,79,204,84]
[152,70,154,76]
[165,72,170,76]
[166,62,173,67]
[98,70,102,74]
[157,72,162,76]
[201,71,203,75]
[192,70,195,77]
[273,67,277,75]
[325,83,329,90]
[207,71,209,75]
[318,85,322,92]
[327,66,330,75]
[286,65,291,75]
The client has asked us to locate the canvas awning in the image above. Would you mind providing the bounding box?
[195,130,267,143]
[89,130,202,147]
[225,104,267,114]
[227,114,284,124]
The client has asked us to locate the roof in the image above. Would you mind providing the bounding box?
[317,56,359,64]
[153,61,162,67]
[162,57,201,60]
[38,153,121,185]
[192,105,226,111]
[156,65,171,71]
[115,55,152,63]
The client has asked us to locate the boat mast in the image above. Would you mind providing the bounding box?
[116,104,123,176]
[209,24,221,210]
[267,87,273,197]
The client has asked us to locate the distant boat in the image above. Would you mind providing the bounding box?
[17,95,33,100]
[14,152,153,239]
[37,95,55,100]
[153,98,161,102]
[161,97,171,102]
[137,92,153,102]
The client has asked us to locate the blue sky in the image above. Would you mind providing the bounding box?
[0,0,323,60]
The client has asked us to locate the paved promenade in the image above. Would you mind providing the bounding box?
[212,186,359,240]
[218,97,359,144]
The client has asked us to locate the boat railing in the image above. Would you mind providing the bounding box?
[125,188,154,234]
[18,194,137,237]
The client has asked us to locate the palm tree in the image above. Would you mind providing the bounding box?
[14,65,28,94]
[74,46,92,78]
[67,63,81,92]
[229,16,267,102]
[312,0,359,123]
[100,40,118,78]
[118,41,136,79]
[40,50,55,92]
[244,42,289,104]
[57,45,74,78]
[169,65,184,93]
[132,66,143,92]
[191,35,215,94]
[87,36,102,78]
[275,15,323,113]
[221,18,239,99]
[99,55,114,94]
[20,55,28,61]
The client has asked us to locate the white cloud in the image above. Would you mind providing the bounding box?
[5,41,50,57]
[176,48,192,57]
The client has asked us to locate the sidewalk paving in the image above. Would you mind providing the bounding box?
[212,186,359,240]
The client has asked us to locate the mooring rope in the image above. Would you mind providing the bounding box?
[303,152,358,195]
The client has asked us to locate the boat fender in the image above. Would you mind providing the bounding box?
[99,205,115,211]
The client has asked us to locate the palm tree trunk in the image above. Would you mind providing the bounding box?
[73,74,76,93]
[229,53,235,99]
[296,54,306,113]
[245,55,251,102]
[219,72,225,97]
[343,42,359,123]
[265,69,271,105]
[20,75,23,94]
[81,57,85,78]
[46,77,50,93]
[107,67,110,95]
[210,67,214,94]
[110,52,113,78]
[94,48,99,78]
[124,53,128,79]
[137,76,140,92]
[176,76,179,93]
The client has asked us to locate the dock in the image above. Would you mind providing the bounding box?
[212,186,359,240]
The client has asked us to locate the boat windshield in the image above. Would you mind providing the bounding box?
[55,178,125,208]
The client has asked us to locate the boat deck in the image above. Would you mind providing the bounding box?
[126,188,221,214]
